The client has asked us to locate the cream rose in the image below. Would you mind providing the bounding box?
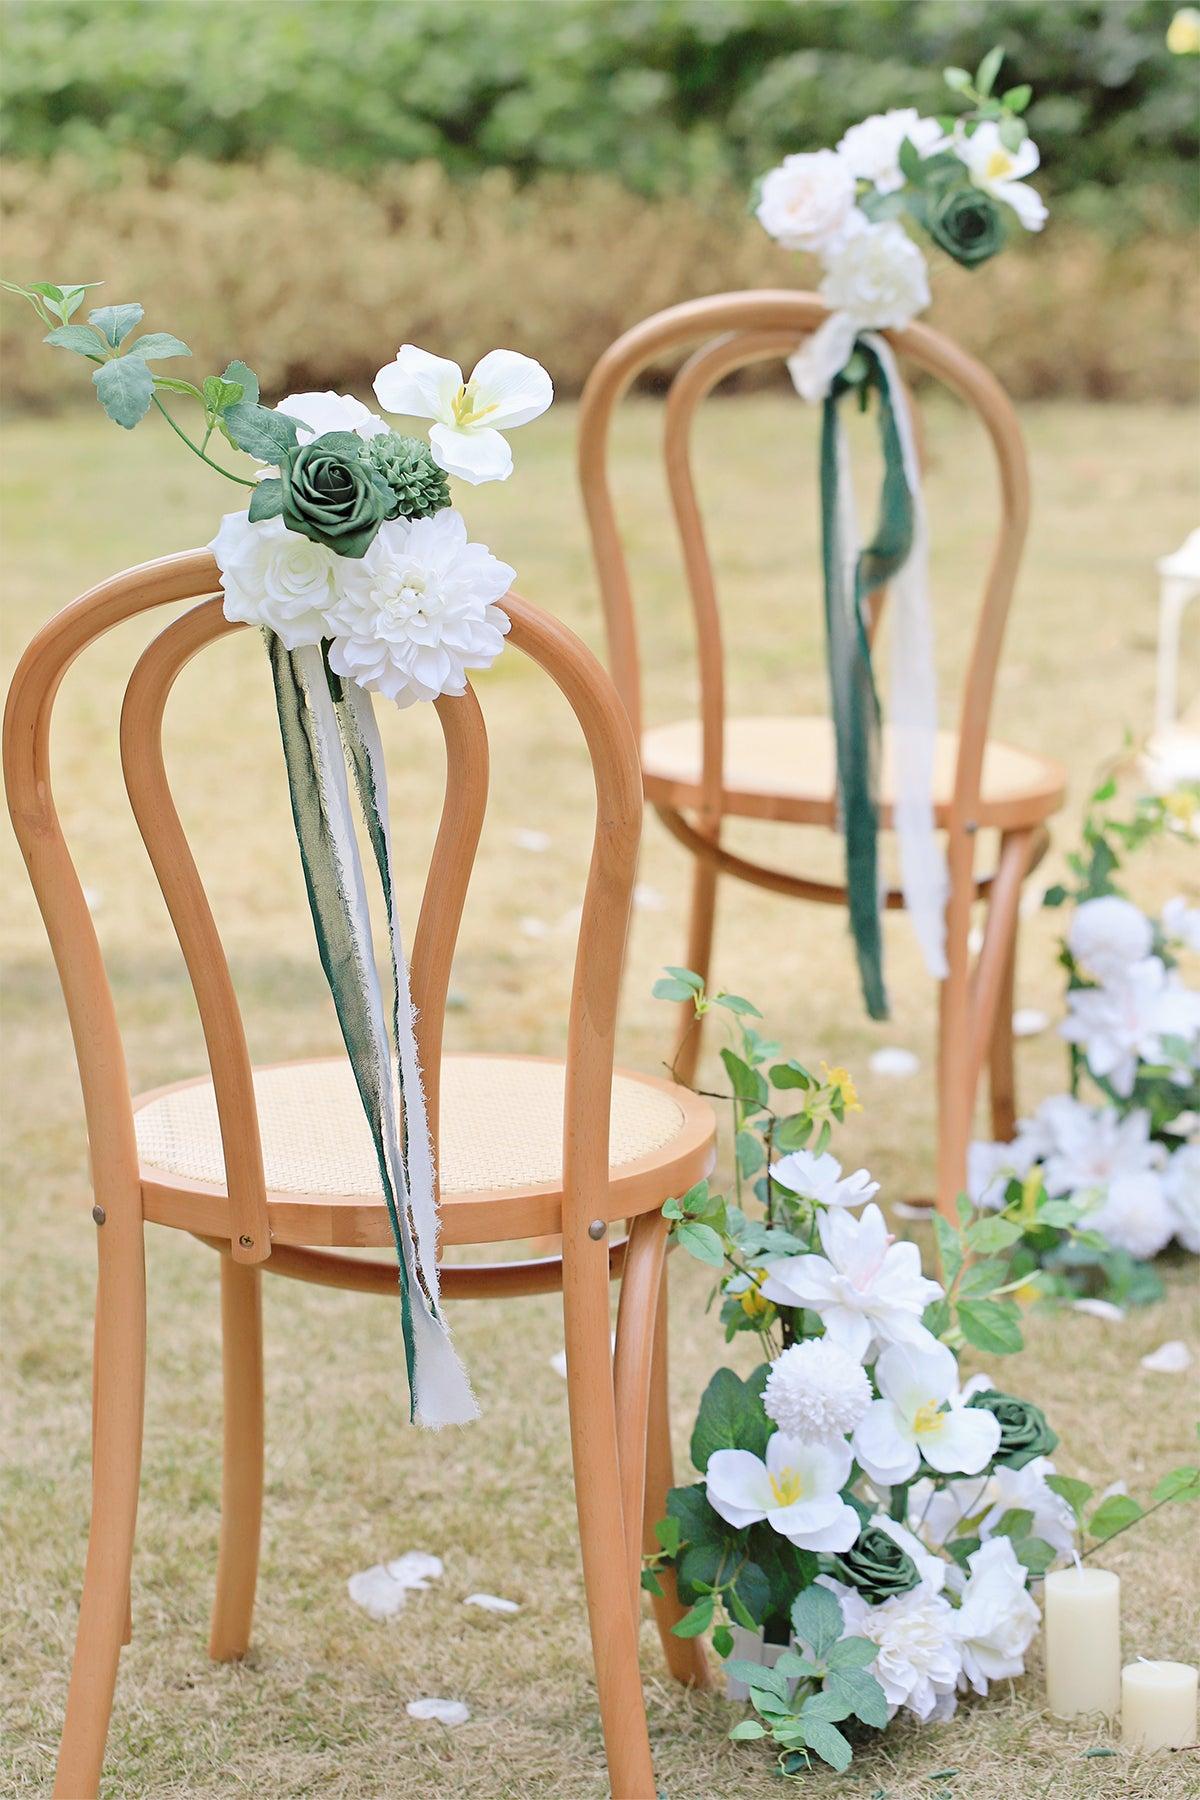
[755,149,858,252]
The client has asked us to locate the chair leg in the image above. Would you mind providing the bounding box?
[562,1224,657,1799]
[209,1254,263,1662]
[673,852,718,1085]
[935,831,977,1221]
[54,1214,146,1800]
[643,1267,709,1688]
[989,921,1019,1143]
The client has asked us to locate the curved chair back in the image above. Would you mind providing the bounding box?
[577,290,1030,838]
[4,551,642,1264]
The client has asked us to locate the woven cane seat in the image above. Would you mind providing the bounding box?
[641,715,1066,833]
[134,1053,715,1247]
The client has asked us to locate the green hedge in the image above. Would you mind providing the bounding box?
[2,0,1195,215]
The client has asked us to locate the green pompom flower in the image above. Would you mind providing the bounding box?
[965,1388,1058,1470]
[928,184,1006,268]
[364,431,452,521]
[828,1522,922,1605]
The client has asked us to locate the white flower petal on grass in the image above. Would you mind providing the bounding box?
[374,344,552,485]
[1012,1008,1050,1038]
[386,1551,443,1588]
[406,1697,471,1726]
[512,827,552,852]
[326,509,513,707]
[276,390,388,445]
[1087,1169,1175,1260]
[463,1592,521,1613]
[756,149,858,251]
[770,1148,879,1209]
[836,1584,961,1722]
[836,109,944,193]
[1139,1339,1193,1374]
[761,1339,872,1445]
[869,1047,920,1078]
[348,1552,441,1621]
[1071,1297,1126,1322]
[705,1434,860,1552]
[853,1341,1000,1486]
[209,511,337,650]
[633,882,668,911]
[952,1537,1040,1696]
[760,1204,942,1361]
[956,120,1048,231]
[1068,895,1155,982]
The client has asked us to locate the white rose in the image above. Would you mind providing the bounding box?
[820,218,931,328]
[755,149,858,252]
[1068,895,1154,981]
[208,511,337,650]
[836,109,944,194]
[952,1537,1040,1696]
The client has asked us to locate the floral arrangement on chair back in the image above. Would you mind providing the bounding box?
[751,49,1049,1022]
[645,972,1198,1777]
[3,277,554,1427]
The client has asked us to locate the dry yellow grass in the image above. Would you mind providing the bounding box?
[1,393,1198,1798]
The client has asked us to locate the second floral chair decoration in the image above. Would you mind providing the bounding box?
[4,276,554,1426]
[754,50,1048,1017]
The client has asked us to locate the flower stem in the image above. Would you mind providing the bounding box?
[151,393,255,487]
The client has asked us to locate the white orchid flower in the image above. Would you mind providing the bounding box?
[770,1148,879,1209]
[956,121,1047,231]
[373,345,553,485]
[705,1433,860,1552]
[759,1203,943,1361]
[1061,954,1200,1096]
[853,1340,1000,1485]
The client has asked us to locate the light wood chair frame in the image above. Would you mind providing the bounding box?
[5,549,717,1800]
[578,290,1065,1216]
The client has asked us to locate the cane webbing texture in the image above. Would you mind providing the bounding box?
[134,1056,687,1197]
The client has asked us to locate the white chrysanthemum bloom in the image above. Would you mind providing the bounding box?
[834,1583,961,1721]
[209,510,337,650]
[761,1339,872,1445]
[1041,1101,1162,1199]
[1163,895,1200,953]
[704,1433,860,1551]
[373,345,552,485]
[325,510,513,707]
[755,148,858,251]
[1062,955,1200,1097]
[836,109,944,193]
[276,390,388,446]
[952,1537,1040,1696]
[1068,895,1154,982]
[1086,1169,1176,1261]
[979,1456,1077,1560]
[1164,1143,1200,1252]
[770,1147,879,1209]
[759,1203,943,1361]
[955,120,1047,230]
[853,1340,1000,1485]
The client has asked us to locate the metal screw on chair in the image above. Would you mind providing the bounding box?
[238,1234,254,1248]
[587,1219,606,1240]
[92,1205,106,1226]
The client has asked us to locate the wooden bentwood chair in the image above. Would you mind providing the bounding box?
[579,292,1068,1218]
[4,550,717,1800]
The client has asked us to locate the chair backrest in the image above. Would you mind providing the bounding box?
[4,550,642,1262]
[577,289,1030,834]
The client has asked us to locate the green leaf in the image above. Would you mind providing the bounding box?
[671,1595,715,1638]
[42,324,105,360]
[663,965,704,991]
[712,1623,733,1658]
[1036,1199,1081,1229]
[799,1718,853,1773]
[652,977,697,1003]
[224,400,302,461]
[827,1666,888,1728]
[769,1060,812,1090]
[720,1048,768,1108]
[88,302,144,347]
[922,1297,951,1340]
[1087,1494,1142,1541]
[675,1221,724,1267]
[991,1508,1034,1542]
[1042,884,1068,909]
[998,113,1028,151]
[654,1515,682,1556]
[713,991,762,1018]
[975,44,1005,96]
[727,1719,768,1741]
[827,1635,879,1671]
[725,1659,789,1700]
[247,477,284,522]
[1003,83,1032,112]
[965,1215,1023,1252]
[639,1567,664,1596]
[153,375,207,400]
[932,1212,964,1284]
[943,65,972,91]
[897,134,924,184]
[1014,1535,1056,1576]
[735,1130,765,1179]
[690,1366,771,1470]
[800,1687,853,1723]
[92,355,154,429]
[957,1257,1009,1297]
[1045,1474,1093,1525]
[774,1112,814,1151]
[1152,1465,1200,1504]
[730,1560,771,1628]
[123,332,192,363]
[222,359,259,407]
[791,1583,843,1660]
[958,1298,1024,1356]
[203,373,245,417]
[774,1648,821,1681]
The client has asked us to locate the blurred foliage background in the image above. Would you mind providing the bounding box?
[1,0,1196,403]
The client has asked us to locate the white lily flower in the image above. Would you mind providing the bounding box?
[1061,954,1200,1096]
[704,1433,860,1552]
[759,1203,943,1361]
[956,121,1047,231]
[952,1537,1040,1695]
[770,1148,879,1209]
[1039,1098,1162,1197]
[853,1340,1000,1485]
[373,345,553,485]
[979,1456,1077,1559]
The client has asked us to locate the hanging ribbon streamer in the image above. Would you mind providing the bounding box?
[268,634,477,1428]
[818,334,948,1020]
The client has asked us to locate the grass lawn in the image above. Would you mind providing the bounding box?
[1,394,1197,1799]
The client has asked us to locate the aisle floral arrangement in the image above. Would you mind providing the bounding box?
[645,971,1198,1777]
[2,273,553,1427]
[969,777,1200,1307]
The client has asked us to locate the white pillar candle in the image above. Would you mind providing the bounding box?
[1043,1567,1121,1717]
[1122,1661,1199,1751]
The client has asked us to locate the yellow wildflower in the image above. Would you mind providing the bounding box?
[820,1062,862,1112]
[1167,7,1200,52]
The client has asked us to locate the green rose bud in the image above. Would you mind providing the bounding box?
[279,430,392,559]
[965,1388,1058,1470]
[364,431,451,521]
[928,184,1006,268]
[828,1523,922,1605]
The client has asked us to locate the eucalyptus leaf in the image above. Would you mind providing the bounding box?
[42,324,105,360]
[123,331,192,362]
[727,1719,768,1741]
[222,359,260,406]
[799,1718,852,1772]
[224,400,302,461]
[827,1665,888,1727]
[791,1583,842,1660]
[92,355,154,428]
[247,478,284,523]
[675,1221,724,1267]
[88,302,144,347]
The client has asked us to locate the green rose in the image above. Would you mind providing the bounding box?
[279,431,392,558]
[966,1388,1058,1470]
[828,1523,922,1605]
[928,185,1006,269]
[364,431,451,521]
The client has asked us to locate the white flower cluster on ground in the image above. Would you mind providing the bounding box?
[970,892,1200,1260]
[211,346,552,706]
